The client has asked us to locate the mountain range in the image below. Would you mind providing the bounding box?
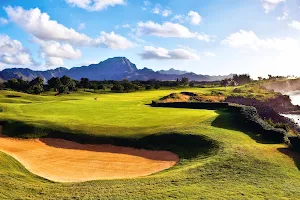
[0,57,232,82]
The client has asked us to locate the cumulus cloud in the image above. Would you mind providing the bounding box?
[151,4,172,17]
[46,57,64,66]
[261,0,285,13]
[162,9,172,17]
[65,0,125,11]
[172,11,202,25]
[4,6,135,50]
[0,35,35,66]
[137,21,213,42]
[139,46,200,60]
[94,31,135,49]
[187,11,202,25]
[221,30,298,51]
[35,38,82,59]
[0,17,8,25]
[5,6,92,46]
[1,52,34,66]
[289,20,300,30]
[152,6,160,14]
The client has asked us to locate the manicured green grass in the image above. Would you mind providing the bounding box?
[0,89,299,199]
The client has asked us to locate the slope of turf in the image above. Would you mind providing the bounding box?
[0,89,299,199]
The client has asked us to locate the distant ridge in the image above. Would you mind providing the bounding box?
[0,57,232,82]
[158,68,189,75]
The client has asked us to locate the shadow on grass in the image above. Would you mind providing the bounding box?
[40,133,218,161]
[278,148,300,170]
[0,120,220,160]
[6,95,21,98]
[211,109,278,144]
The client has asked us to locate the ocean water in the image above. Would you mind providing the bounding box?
[282,91,300,126]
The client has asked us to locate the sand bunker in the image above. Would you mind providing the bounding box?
[0,135,179,182]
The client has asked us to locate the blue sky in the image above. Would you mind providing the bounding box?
[0,0,300,77]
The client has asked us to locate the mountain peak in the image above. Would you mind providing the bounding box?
[103,57,131,64]
[99,57,138,73]
[0,57,232,81]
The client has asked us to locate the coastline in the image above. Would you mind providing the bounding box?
[282,91,300,126]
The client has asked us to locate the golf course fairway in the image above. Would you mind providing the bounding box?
[0,89,299,199]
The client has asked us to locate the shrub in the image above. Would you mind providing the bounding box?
[234,106,287,143]
[145,85,152,90]
[98,84,105,90]
[151,101,287,143]
[266,119,290,132]
[111,84,124,92]
[232,88,242,93]
[59,85,69,94]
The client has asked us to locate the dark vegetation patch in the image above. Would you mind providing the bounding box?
[225,96,300,133]
[288,136,300,153]
[152,101,229,110]
[212,107,287,144]
[0,120,219,160]
[151,102,287,144]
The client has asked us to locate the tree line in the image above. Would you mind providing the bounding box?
[0,76,193,95]
[220,74,252,86]
[0,74,256,95]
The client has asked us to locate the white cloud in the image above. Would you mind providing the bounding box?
[1,52,33,66]
[5,6,92,46]
[162,9,172,17]
[151,4,172,17]
[33,38,82,67]
[137,21,213,42]
[172,11,202,25]
[261,0,285,13]
[94,31,135,49]
[289,20,300,30]
[35,38,82,59]
[5,6,135,50]
[0,17,8,25]
[46,57,64,66]
[152,6,160,14]
[204,52,216,57]
[78,23,86,30]
[0,35,35,66]
[140,46,200,60]
[221,30,299,51]
[187,11,202,25]
[65,0,125,11]
[277,12,289,20]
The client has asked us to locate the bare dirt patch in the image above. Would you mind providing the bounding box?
[0,135,179,183]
